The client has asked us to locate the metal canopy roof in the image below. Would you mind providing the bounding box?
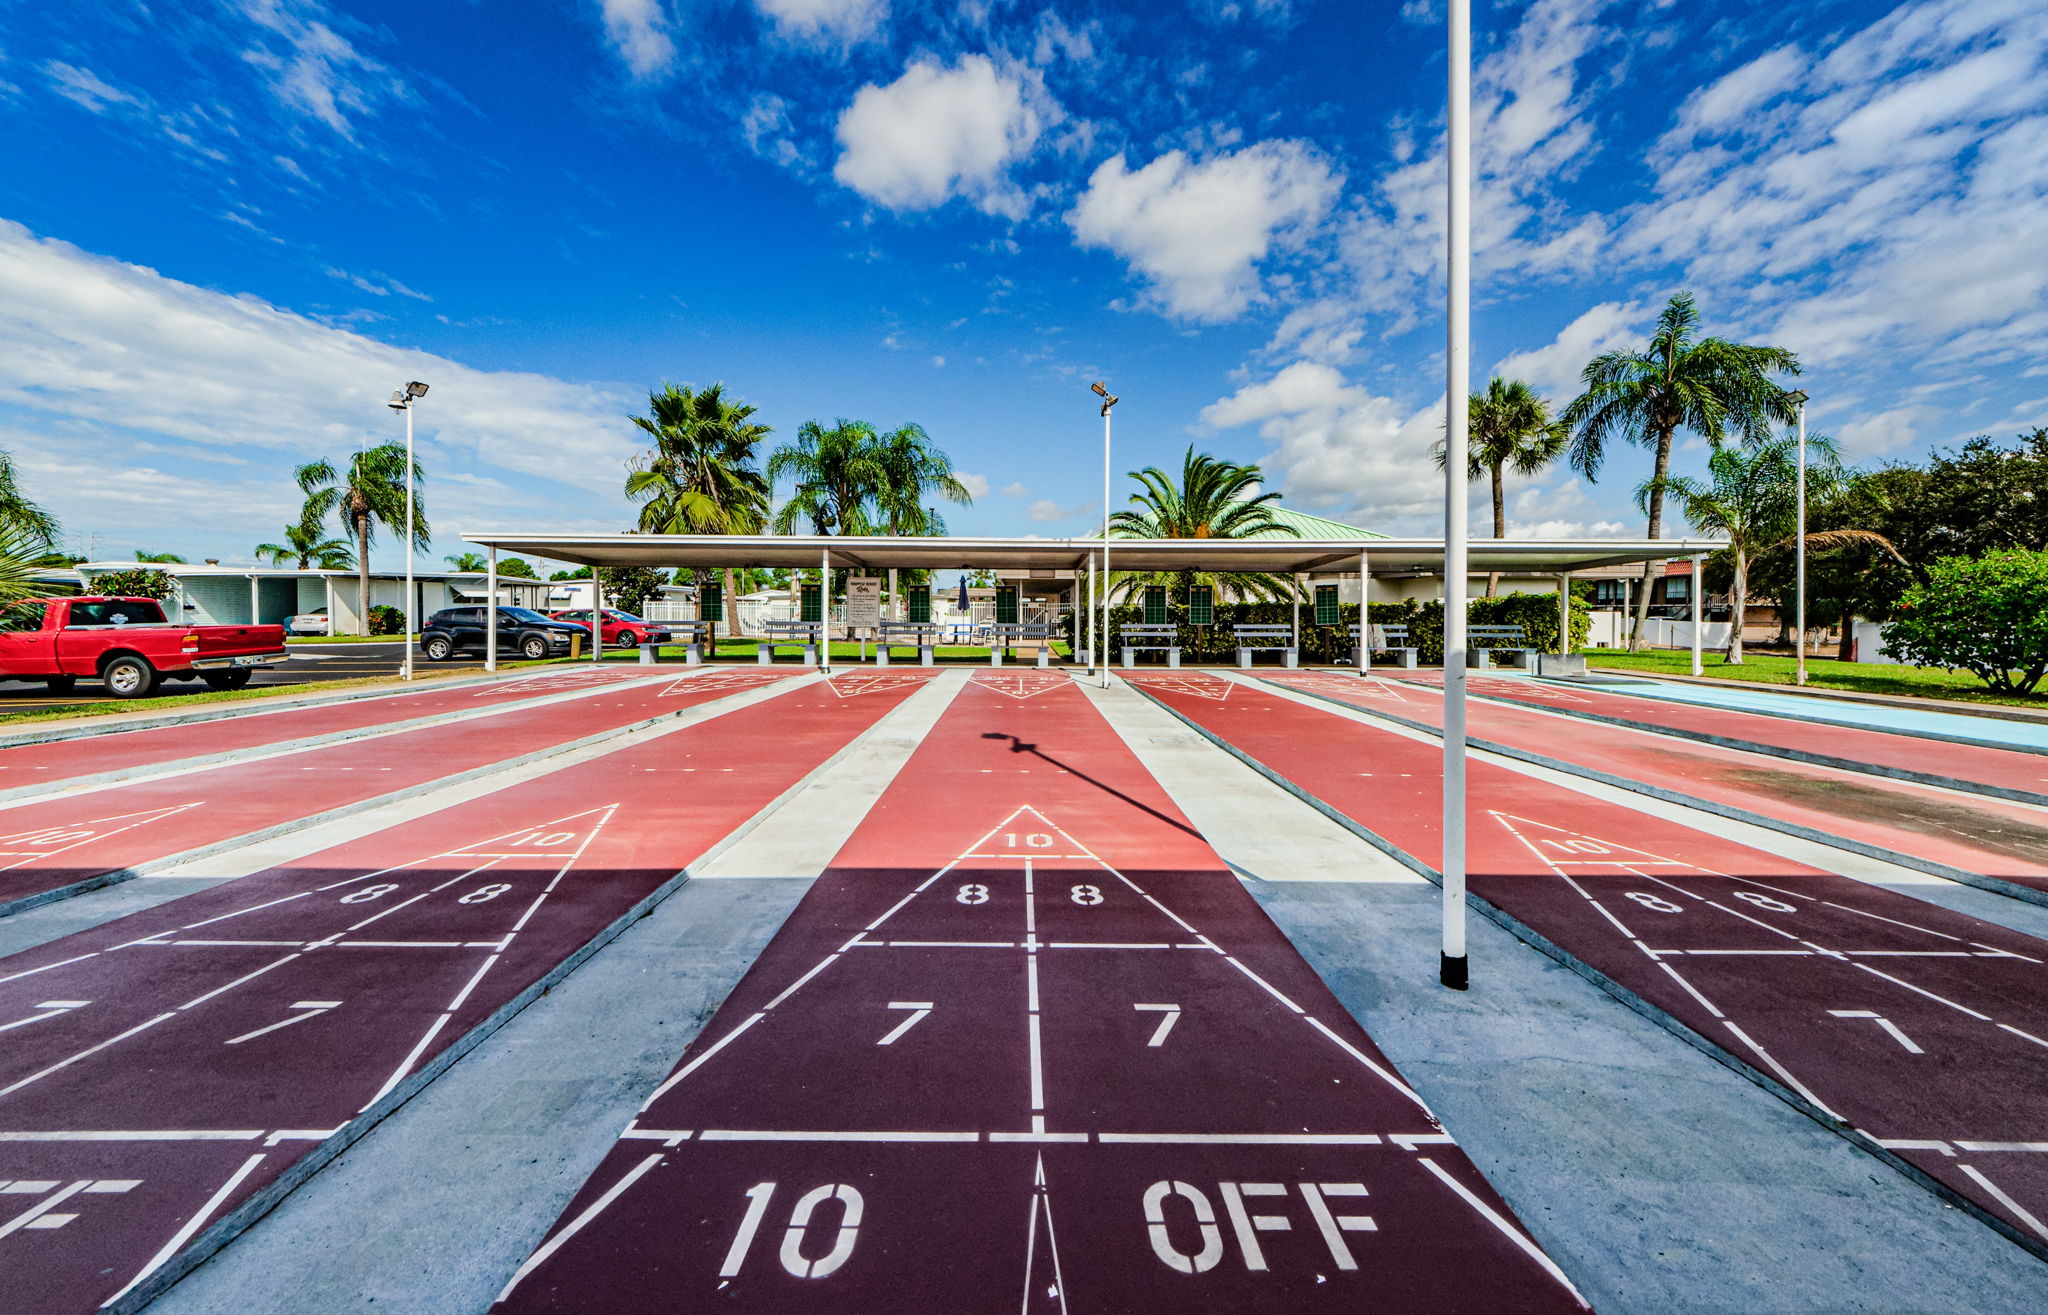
[461,532,1724,576]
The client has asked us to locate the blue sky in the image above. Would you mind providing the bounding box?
[1,0,2043,570]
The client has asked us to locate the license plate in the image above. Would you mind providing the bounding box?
[232,655,264,667]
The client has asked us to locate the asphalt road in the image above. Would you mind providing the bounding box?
[0,642,495,718]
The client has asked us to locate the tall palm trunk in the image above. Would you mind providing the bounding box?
[723,568,746,642]
[353,506,372,637]
[1726,548,1747,664]
[1633,422,1676,650]
[1486,462,1505,598]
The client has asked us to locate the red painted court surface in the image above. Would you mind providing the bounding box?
[0,670,790,917]
[1131,672,2048,1255]
[1389,670,2048,804]
[0,666,660,794]
[496,670,1588,1313]
[0,669,933,1314]
[1284,670,2048,900]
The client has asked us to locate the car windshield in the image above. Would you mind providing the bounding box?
[498,607,551,623]
[607,611,644,622]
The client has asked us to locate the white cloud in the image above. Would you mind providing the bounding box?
[0,220,639,555]
[1832,405,1937,459]
[42,62,136,114]
[1067,140,1340,322]
[756,0,885,47]
[1028,498,1096,523]
[1000,481,1030,498]
[833,55,1056,218]
[1199,362,1443,531]
[741,93,810,171]
[1490,301,1643,400]
[591,0,677,79]
[956,471,991,499]
[234,0,413,138]
[1504,480,1626,539]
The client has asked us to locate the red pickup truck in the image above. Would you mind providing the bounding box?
[0,596,289,698]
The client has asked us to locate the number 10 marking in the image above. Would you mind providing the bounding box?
[720,1182,865,1280]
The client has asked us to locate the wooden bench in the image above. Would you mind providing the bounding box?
[757,621,820,666]
[1119,623,1181,669]
[1352,623,1419,669]
[988,622,1056,667]
[875,621,939,667]
[1231,623,1297,669]
[1469,624,1537,669]
[665,619,714,665]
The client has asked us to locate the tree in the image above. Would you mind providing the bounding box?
[1883,550,2048,695]
[0,446,59,553]
[296,444,429,636]
[769,419,881,536]
[869,421,973,617]
[1862,429,2048,566]
[89,567,175,601]
[1108,447,1298,602]
[257,521,355,570]
[0,526,49,606]
[601,566,669,616]
[1563,292,1801,647]
[626,382,772,640]
[1663,432,1839,663]
[499,558,538,579]
[445,552,487,572]
[134,550,187,563]
[1434,377,1567,597]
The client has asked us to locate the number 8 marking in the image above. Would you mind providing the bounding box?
[340,883,398,904]
[955,884,989,905]
[1071,884,1103,906]
[1623,891,1683,914]
[459,883,512,904]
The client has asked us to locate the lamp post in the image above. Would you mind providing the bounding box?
[1092,381,1119,690]
[1440,0,1471,991]
[1787,389,1810,686]
[386,380,429,679]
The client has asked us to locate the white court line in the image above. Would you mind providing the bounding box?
[222,1004,333,1046]
[1,1179,93,1242]
[643,1013,765,1108]
[177,954,301,1011]
[1221,956,1303,1014]
[495,1153,666,1303]
[1721,1022,1839,1118]
[1958,1163,2048,1241]
[1303,1016,1430,1114]
[1655,962,1726,1020]
[1417,1157,1590,1307]
[1852,962,1993,1021]
[0,1012,175,1098]
[357,1014,450,1113]
[1099,1132,1385,1145]
[0,953,97,986]
[698,1129,983,1142]
[0,1129,262,1141]
[101,1152,267,1308]
[1958,1141,2048,1153]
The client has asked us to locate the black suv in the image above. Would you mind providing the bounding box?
[419,607,583,661]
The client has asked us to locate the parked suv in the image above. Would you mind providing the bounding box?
[419,607,582,661]
[548,608,673,648]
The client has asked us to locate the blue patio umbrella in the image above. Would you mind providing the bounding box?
[956,577,969,611]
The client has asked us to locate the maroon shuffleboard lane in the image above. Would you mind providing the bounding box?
[1286,671,2048,903]
[0,669,794,917]
[1135,672,2048,1260]
[0,665,658,794]
[495,669,1588,1314]
[0,669,935,1314]
[1391,670,2048,805]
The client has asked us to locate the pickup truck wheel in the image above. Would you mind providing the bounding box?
[102,656,160,699]
[423,635,454,661]
[42,675,77,693]
[202,669,253,690]
[520,635,549,661]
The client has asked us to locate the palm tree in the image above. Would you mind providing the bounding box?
[769,419,882,536]
[0,526,47,607]
[297,445,428,636]
[1108,447,1298,602]
[1563,292,1801,647]
[257,521,355,570]
[0,446,58,553]
[444,551,487,572]
[869,422,973,617]
[1662,431,1840,663]
[624,382,772,640]
[1435,377,1567,597]
[134,550,187,563]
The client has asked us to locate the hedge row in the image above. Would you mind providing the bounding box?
[1071,593,1588,666]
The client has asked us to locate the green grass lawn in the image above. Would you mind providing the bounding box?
[1581,648,2048,712]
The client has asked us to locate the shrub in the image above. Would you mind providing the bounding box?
[89,568,174,601]
[1881,550,2048,694]
[367,604,407,636]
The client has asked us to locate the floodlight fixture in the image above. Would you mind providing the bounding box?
[1785,389,1809,406]
[407,381,429,399]
[1091,380,1119,416]
[387,390,409,411]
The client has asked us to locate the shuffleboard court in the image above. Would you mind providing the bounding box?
[1387,671,2048,806]
[0,666,660,798]
[0,669,933,1314]
[1281,671,2048,905]
[1572,675,2048,755]
[494,670,1588,1313]
[1130,672,2048,1259]
[0,670,785,919]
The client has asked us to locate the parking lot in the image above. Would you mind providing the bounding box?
[0,642,495,718]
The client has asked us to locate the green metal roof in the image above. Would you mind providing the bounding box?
[1249,506,1388,541]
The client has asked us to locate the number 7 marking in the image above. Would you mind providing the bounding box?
[1135,1003,1181,1047]
[877,1002,933,1046]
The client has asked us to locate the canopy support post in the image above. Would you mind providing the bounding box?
[485,548,498,672]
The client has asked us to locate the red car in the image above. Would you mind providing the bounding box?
[547,608,673,649]
[0,596,287,698]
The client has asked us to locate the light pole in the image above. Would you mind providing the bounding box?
[1787,389,1810,686]
[1440,0,1471,991]
[387,380,429,679]
[1092,381,1119,690]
